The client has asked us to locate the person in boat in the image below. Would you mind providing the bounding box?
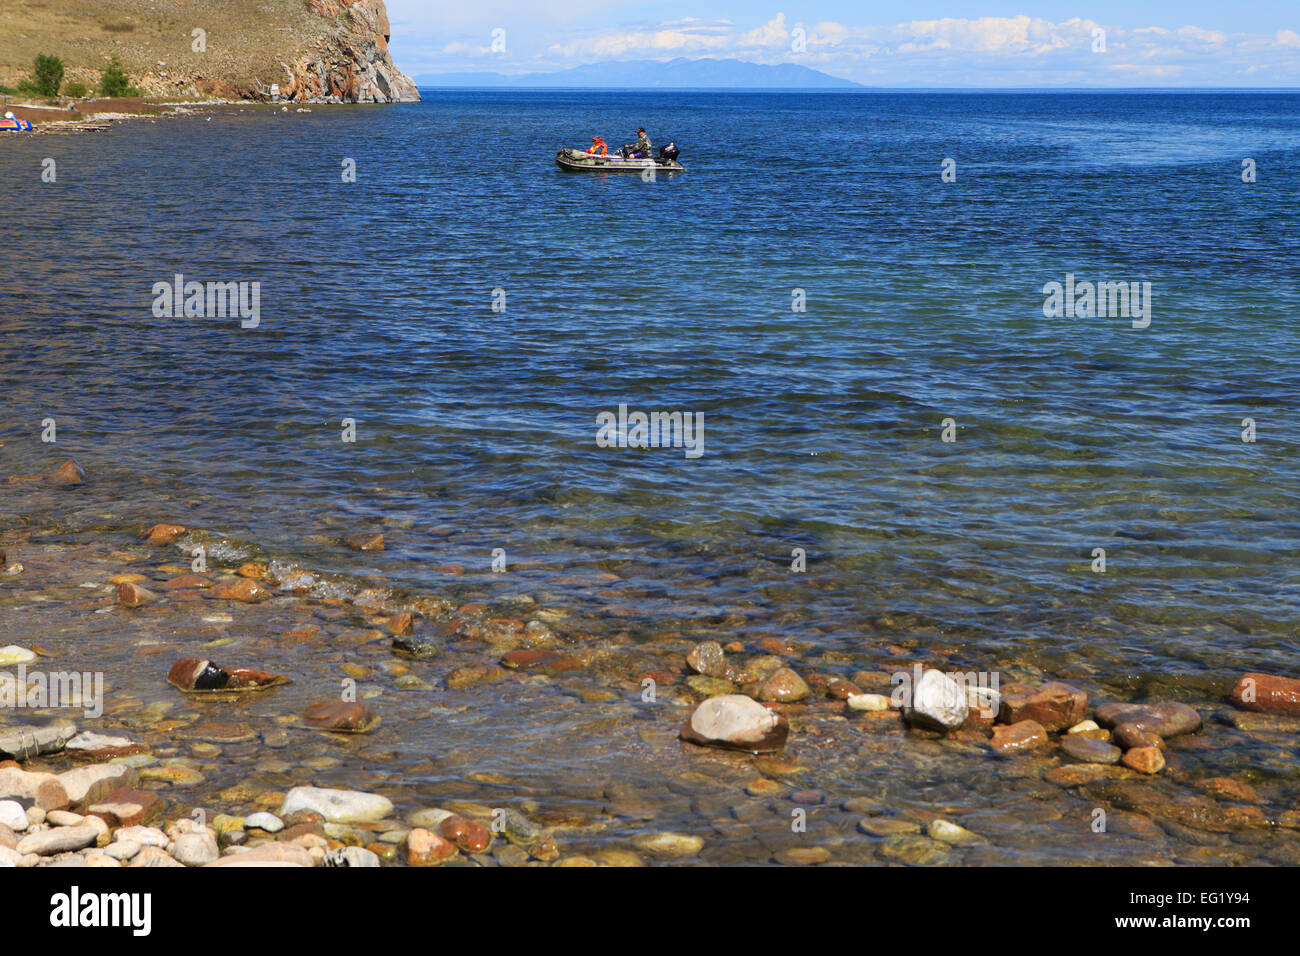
[627,128,652,158]
[586,135,607,156]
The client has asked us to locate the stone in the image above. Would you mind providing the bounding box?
[104,839,141,861]
[857,817,921,837]
[758,667,810,703]
[775,846,831,865]
[927,819,984,845]
[48,459,85,485]
[438,815,492,852]
[1061,735,1122,765]
[302,700,379,733]
[172,830,220,866]
[0,802,27,831]
[65,732,143,761]
[0,721,77,761]
[847,692,891,712]
[243,812,283,833]
[1231,673,1300,716]
[387,612,414,636]
[46,810,84,827]
[1122,746,1166,774]
[345,532,385,551]
[131,846,185,867]
[1113,722,1164,751]
[686,641,730,678]
[497,808,543,847]
[207,843,315,867]
[324,846,381,867]
[166,658,290,693]
[902,669,968,732]
[279,786,393,824]
[1067,719,1100,734]
[391,633,444,658]
[58,764,138,804]
[997,681,1087,732]
[1195,778,1259,802]
[144,524,187,544]
[87,788,162,827]
[632,832,704,858]
[827,679,862,700]
[0,767,69,810]
[236,562,268,579]
[990,719,1049,753]
[679,695,789,753]
[115,826,169,848]
[211,577,272,602]
[878,834,950,865]
[17,824,99,856]
[0,646,36,666]
[404,827,456,865]
[1094,701,1201,738]
[116,581,156,608]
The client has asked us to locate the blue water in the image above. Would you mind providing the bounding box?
[3,89,1299,686]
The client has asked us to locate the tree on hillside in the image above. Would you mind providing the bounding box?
[33,54,65,96]
[98,56,141,97]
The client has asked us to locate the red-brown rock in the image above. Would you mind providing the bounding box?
[438,815,492,852]
[302,700,378,733]
[404,827,456,865]
[211,577,271,602]
[48,460,85,485]
[344,532,385,551]
[88,788,161,827]
[1231,672,1300,716]
[990,719,1049,753]
[998,681,1087,732]
[116,581,156,608]
[166,658,290,693]
[144,524,187,544]
[1122,746,1166,774]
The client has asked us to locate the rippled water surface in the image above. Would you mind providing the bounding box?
[1,91,1299,864]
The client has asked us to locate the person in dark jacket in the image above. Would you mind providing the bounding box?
[628,128,652,158]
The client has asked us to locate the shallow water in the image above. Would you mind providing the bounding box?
[1,91,1299,864]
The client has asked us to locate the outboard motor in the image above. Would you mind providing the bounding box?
[659,141,679,161]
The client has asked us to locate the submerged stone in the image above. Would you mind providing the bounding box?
[166,658,290,694]
[1095,701,1202,738]
[679,694,789,753]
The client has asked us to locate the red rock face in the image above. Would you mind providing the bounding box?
[997,682,1087,732]
[1231,673,1300,716]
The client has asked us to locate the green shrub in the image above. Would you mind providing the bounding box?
[63,80,88,98]
[32,54,64,97]
[15,78,41,96]
[98,57,140,97]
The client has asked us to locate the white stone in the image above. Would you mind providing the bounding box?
[279,786,393,824]
[172,831,219,866]
[1067,719,1101,734]
[66,731,137,755]
[846,693,890,711]
[58,763,135,804]
[688,695,782,746]
[927,819,983,845]
[0,800,28,831]
[46,810,84,827]
[902,669,969,732]
[17,824,98,856]
[104,839,141,861]
[0,645,36,666]
[243,811,283,833]
[115,825,168,848]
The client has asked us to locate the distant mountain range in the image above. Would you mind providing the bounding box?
[415,58,861,89]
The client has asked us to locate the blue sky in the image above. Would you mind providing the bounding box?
[385,1,1300,85]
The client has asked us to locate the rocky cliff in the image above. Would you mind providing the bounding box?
[0,0,419,103]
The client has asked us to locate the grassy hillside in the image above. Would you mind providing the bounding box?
[0,0,416,102]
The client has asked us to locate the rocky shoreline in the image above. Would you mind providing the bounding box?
[3,457,1300,867]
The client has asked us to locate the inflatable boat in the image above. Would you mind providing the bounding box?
[556,141,684,174]
[0,117,33,132]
